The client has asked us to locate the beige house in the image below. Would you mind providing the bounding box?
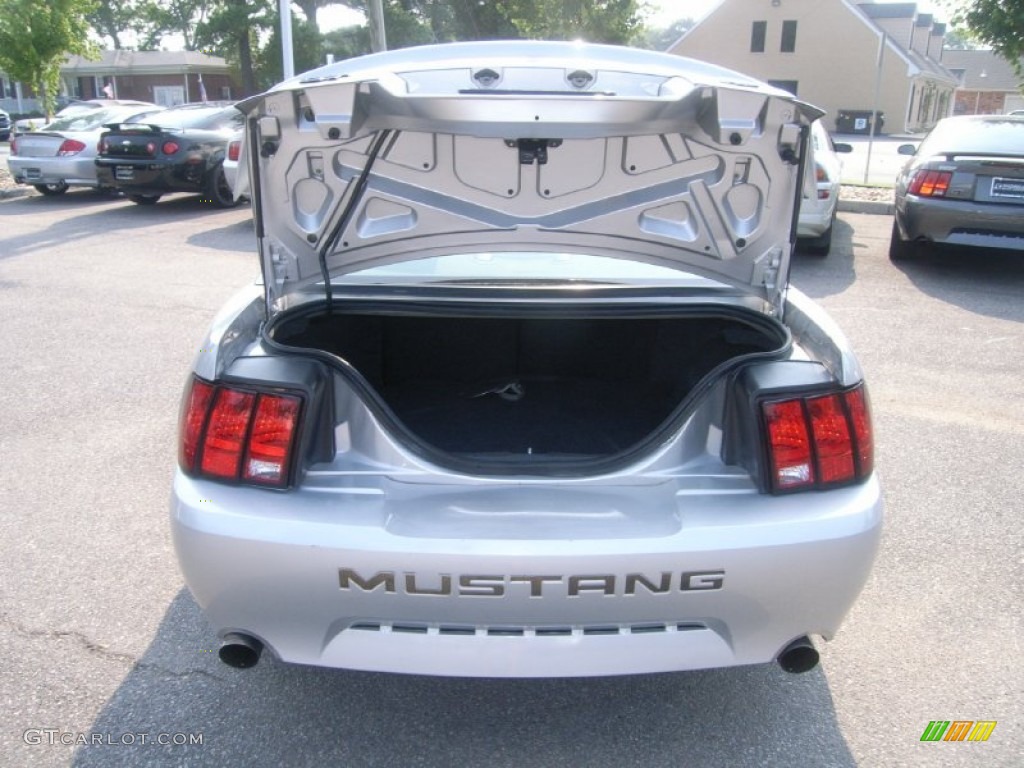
[668,0,959,134]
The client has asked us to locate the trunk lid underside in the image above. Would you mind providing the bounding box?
[237,42,822,316]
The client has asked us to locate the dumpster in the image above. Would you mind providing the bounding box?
[835,110,885,134]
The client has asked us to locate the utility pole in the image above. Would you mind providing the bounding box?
[864,32,886,185]
[280,0,295,80]
[368,0,387,52]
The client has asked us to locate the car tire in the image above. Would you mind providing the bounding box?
[128,194,162,205]
[804,219,834,256]
[205,164,239,209]
[34,182,69,196]
[888,219,914,261]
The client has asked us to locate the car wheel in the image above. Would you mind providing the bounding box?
[34,182,69,196]
[205,165,239,209]
[888,219,914,261]
[128,194,162,205]
[804,219,834,256]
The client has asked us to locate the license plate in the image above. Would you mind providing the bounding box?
[25,168,41,181]
[991,177,1024,199]
[115,166,135,181]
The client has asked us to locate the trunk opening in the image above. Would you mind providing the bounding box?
[268,304,788,463]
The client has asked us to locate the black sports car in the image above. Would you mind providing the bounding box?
[95,102,244,207]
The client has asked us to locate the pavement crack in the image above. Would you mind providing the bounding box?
[0,613,230,682]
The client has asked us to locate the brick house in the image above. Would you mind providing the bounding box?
[942,49,1024,115]
[1,50,239,114]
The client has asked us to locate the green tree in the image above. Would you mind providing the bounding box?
[87,0,159,49]
[257,8,325,87]
[197,0,274,95]
[140,0,213,51]
[0,0,98,118]
[635,16,693,51]
[948,0,1024,78]
[503,0,644,44]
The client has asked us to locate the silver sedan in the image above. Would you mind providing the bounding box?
[6,103,161,195]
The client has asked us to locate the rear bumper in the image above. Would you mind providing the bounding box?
[797,192,837,238]
[171,470,883,677]
[95,158,207,195]
[896,196,1024,251]
[8,155,101,187]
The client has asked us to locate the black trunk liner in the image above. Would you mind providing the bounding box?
[384,376,671,455]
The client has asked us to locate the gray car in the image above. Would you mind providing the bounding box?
[7,103,161,195]
[890,114,1024,260]
[172,42,882,678]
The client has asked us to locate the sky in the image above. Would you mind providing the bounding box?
[318,0,949,34]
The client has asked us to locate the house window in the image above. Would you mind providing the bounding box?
[751,21,767,53]
[781,20,798,53]
[768,80,799,96]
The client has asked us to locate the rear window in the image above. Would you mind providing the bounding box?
[44,106,159,132]
[150,106,242,130]
[919,118,1024,156]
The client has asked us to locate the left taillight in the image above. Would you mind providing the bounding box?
[179,376,303,489]
[9,137,17,155]
[227,140,241,162]
[908,169,952,197]
[761,384,873,493]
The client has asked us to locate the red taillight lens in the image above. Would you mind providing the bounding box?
[180,378,215,471]
[97,138,107,154]
[908,169,952,197]
[228,140,241,162]
[762,384,873,493]
[815,163,828,183]
[57,139,86,156]
[807,394,855,484]
[844,386,874,477]
[9,137,17,155]
[162,141,180,155]
[200,389,256,479]
[242,394,301,485]
[178,377,302,488]
[764,400,815,490]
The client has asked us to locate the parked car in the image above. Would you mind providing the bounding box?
[6,103,162,195]
[12,99,153,136]
[0,107,11,141]
[95,102,243,206]
[890,114,1024,260]
[797,119,853,254]
[221,129,247,200]
[172,42,882,678]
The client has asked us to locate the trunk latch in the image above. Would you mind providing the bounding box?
[508,139,562,165]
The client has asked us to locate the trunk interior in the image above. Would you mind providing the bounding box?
[270,308,786,460]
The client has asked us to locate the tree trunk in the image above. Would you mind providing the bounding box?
[238,29,256,95]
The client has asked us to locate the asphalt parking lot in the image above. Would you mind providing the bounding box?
[0,188,1021,767]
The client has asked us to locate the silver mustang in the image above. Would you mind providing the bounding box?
[172,42,882,677]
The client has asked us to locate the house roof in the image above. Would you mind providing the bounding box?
[851,2,958,83]
[941,49,1024,91]
[62,50,231,76]
[858,2,917,19]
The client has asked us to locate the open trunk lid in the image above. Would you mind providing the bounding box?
[235,42,823,316]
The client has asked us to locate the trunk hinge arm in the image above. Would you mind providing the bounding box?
[317,129,393,311]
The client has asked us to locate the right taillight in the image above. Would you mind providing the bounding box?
[179,376,303,489]
[762,384,873,493]
[908,169,952,197]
